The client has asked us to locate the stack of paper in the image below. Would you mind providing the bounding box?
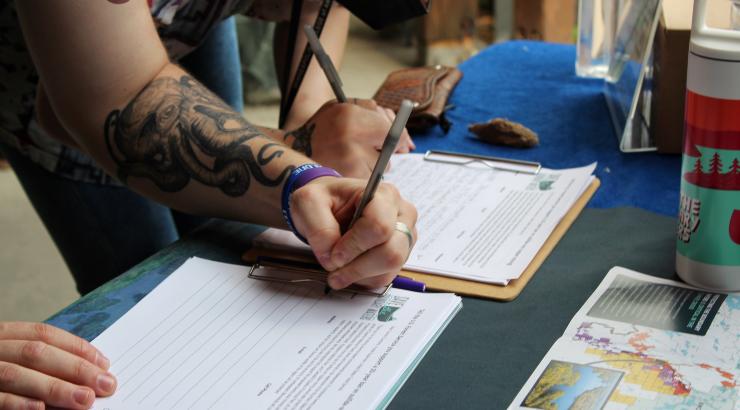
[510,267,739,409]
[91,258,462,409]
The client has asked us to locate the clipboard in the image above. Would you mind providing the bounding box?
[242,151,600,302]
[397,176,600,301]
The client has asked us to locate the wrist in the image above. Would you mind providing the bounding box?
[281,164,341,242]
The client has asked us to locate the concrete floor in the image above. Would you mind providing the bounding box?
[0,25,412,322]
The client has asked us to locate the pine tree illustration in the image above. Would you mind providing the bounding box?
[693,157,703,174]
[730,158,740,175]
[709,152,723,174]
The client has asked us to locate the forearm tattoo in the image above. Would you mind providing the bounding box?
[283,123,315,157]
[104,75,292,196]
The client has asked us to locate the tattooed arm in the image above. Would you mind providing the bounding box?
[16,0,417,282]
[16,1,313,226]
[12,11,417,407]
[101,67,310,225]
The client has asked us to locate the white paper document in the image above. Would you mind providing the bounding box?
[384,154,596,284]
[91,257,461,410]
[510,267,739,409]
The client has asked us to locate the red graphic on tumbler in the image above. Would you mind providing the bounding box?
[678,193,701,243]
[683,92,740,190]
[731,210,740,245]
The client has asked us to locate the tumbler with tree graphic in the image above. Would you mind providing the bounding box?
[676,0,740,291]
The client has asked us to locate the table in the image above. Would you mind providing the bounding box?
[47,41,683,408]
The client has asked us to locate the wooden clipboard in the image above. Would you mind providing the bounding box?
[243,177,600,302]
[398,177,600,301]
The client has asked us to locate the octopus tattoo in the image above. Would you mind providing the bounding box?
[104,75,292,196]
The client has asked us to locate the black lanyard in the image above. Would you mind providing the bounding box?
[279,0,334,128]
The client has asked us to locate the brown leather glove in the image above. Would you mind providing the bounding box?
[373,65,462,133]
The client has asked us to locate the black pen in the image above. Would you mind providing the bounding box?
[303,24,347,103]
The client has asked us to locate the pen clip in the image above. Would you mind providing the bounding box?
[423,150,541,175]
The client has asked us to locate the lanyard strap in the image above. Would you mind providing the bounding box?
[279,0,334,128]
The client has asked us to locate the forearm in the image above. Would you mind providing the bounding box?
[16,0,316,227]
[275,3,350,129]
[100,64,312,226]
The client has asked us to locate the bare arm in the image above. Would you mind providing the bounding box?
[16,0,416,287]
[274,2,350,130]
[8,4,418,406]
[16,0,311,227]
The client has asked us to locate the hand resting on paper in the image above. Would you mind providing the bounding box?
[289,177,417,290]
[0,322,116,409]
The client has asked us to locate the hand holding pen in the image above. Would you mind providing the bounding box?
[329,100,425,291]
[302,25,416,153]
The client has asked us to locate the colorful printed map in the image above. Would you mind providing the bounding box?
[514,269,739,410]
[546,295,739,409]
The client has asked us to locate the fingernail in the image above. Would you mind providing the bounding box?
[74,388,93,405]
[97,373,116,393]
[334,249,350,267]
[318,252,335,270]
[96,352,111,369]
[328,274,346,289]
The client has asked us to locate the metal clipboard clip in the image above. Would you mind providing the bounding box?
[423,150,541,175]
[248,256,391,297]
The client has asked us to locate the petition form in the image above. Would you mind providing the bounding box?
[385,154,595,284]
[91,258,461,410]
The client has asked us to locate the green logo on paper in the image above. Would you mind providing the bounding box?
[527,174,560,191]
[361,295,409,322]
[539,180,554,191]
[377,306,400,322]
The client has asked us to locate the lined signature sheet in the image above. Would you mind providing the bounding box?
[92,258,461,410]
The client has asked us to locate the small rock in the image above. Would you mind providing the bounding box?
[469,118,539,148]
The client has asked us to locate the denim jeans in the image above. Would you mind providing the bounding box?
[1,17,244,295]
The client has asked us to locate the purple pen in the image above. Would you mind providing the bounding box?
[392,276,426,293]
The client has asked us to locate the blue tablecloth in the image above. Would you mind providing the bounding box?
[413,40,682,217]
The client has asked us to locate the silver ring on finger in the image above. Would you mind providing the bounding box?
[394,221,414,250]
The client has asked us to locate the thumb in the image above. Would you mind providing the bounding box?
[289,181,343,271]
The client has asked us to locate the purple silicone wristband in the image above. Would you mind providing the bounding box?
[281,165,341,243]
[292,166,342,192]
